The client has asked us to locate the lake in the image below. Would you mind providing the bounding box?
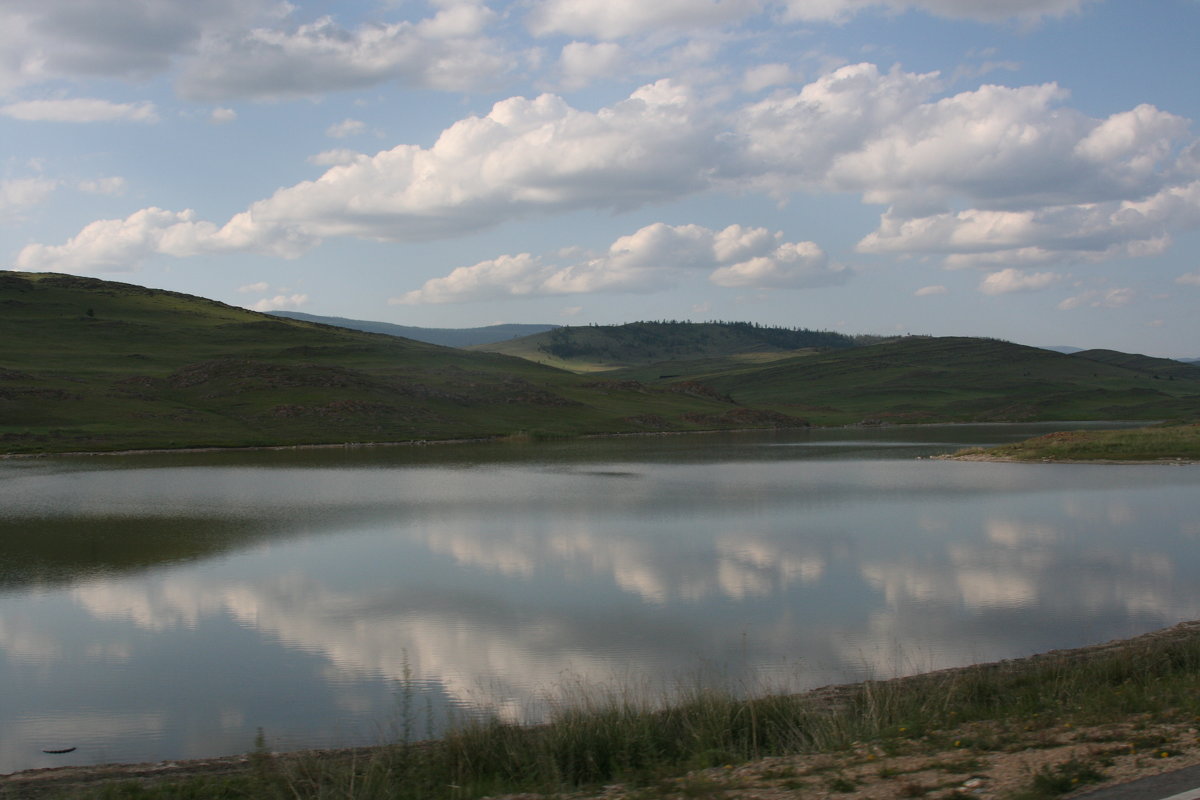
[2,423,1198,774]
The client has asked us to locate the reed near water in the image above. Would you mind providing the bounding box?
[14,621,1200,799]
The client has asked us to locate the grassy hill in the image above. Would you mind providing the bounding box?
[607,336,1200,425]
[473,321,856,371]
[3,274,1196,454]
[0,273,802,454]
[1070,348,1200,380]
[949,420,1200,462]
[269,311,558,348]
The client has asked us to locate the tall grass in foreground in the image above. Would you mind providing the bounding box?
[71,624,1200,799]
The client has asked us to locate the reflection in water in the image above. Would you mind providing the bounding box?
[0,424,1197,773]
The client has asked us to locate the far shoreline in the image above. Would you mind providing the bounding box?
[0,419,1153,461]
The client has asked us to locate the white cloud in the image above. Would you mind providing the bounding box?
[78,176,127,196]
[709,240,847,288]
[861,180,1200,266]
[210,107,237,124]
[0,0,283,91]
[914,284,948,296]
[306,149,366,167]
[252,293,308,311]
[237,281,270,293]
[742,63,796,93]
[0,98,159,123]
[15,207,315,273]
[20,65,1200,276]
[228,80,725,243]
[1057,287,1136,310]
[978,268,1060,295]
[176,4,515,100]
[326,118,366,138]
[394,222,846,304]
[777,0,1097,24]
[1177,272,1200,287]
[527,0,759,39]
[557,42,625,90]
[1,177,57,218]
[526,0,1095,39]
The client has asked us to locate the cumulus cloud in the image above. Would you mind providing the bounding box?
[237,281,269,293]
[19,65,1200,276]
[527,0,758,39]
[557,42,625,90]
[742,63,796,93]
[914,284,948,296]
[228,79,726,243]
[1057,287,1136,310]
[176,3,515,100]
[326,118,366,138]
[210,107,237,124]
[306,149,366,167]
[978,268,1061,295]
[78,176,127,196]
[862,180,1200,267]
[0,98,159,123]
[526,0,1095,39]
[1177,272,1200,287]
[777,0,1096,24]
[15,207,315,273]
[0,0,283,91]
[252,293,308,311]
[395,222,846,304]
[1,177,57,219]
[0,0,515,99]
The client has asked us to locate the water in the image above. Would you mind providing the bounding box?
[1,423,1197,774]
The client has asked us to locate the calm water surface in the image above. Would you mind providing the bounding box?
[2,424,1198,773]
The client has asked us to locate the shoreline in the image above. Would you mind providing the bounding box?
[6,620,1200,797]
[935,452,1198,465]
[0,419,1151,461]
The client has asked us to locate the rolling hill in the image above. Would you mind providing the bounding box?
[2,273,1196,454]
[0,272,800,454]
[473,320,857,371]
[629,336,1200,425]
[269,310,559,347]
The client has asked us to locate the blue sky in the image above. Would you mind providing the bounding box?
[3,0,1199,356]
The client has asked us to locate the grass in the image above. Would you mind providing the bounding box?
[5,272,1200,454]
[33,621,1200,799]
[951,420,1200,462]
[0,273,808,454]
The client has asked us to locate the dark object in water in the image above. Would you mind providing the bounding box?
[42,746,76,754]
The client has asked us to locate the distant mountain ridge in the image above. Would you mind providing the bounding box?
[269,311,559,347]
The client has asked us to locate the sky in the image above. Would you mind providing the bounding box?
[2,0,1199,357]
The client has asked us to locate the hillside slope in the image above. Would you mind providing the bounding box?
[684,336,1200,424]
[1070,348,1200,380]
[269,311,558,347]
[474,321,855,371]
[0,273,800,454]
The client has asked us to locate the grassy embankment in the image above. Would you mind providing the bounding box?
[14,622,1200,799]
[950,421,1200,462]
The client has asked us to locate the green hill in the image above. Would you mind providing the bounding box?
[662,336,1200,425]
[269,311,559,347]
[3,274,1196,453]
[0,273,802,454]
[474,321,855,371]
[1070,348,1200,380]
